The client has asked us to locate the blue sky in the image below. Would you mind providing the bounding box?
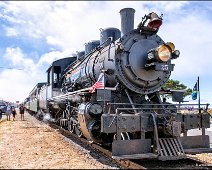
[0,1,211,106]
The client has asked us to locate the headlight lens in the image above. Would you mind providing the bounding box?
[157,45,171,62]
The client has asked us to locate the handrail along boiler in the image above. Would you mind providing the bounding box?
[24,8,212,161]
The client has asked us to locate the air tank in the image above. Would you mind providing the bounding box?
[85,40,100,55]
[100,27,121,47]
[77,51,85,61]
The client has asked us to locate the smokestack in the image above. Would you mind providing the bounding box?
[119,8,135,36]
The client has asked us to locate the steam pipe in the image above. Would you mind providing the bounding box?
[119,8,135,36]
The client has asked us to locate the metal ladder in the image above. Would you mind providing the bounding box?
[158,137,185,160]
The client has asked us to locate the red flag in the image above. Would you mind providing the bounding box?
[89,73,105,93]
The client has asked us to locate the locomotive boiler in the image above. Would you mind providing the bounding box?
[26,8,212,161]
[61,10,179,95]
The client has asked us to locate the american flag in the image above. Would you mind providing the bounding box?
[89,73,105,93]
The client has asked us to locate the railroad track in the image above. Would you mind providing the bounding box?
[31,113,211,169]
[48,122,144,169]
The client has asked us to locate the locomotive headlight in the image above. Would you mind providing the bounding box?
[156,45,172,62]
[145,42,176,70]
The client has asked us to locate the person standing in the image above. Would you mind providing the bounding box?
[19,104,25,121]
[6,103,11,121]
[11,106,16,121]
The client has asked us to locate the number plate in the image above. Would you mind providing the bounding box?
[155,63,174,71]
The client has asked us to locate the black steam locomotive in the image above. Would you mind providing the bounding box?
[25,8,212,160]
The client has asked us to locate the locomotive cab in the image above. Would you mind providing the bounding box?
[39,57,77,114]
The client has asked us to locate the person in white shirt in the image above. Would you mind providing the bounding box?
[6,103,11,121]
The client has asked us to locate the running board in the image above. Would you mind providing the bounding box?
[184,148,212,154]
[112,139,153,159]
[112,138,187,160]
[112,153,158,160]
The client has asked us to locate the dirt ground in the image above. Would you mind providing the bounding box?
[0,110,119,169]
[0,110,211,169]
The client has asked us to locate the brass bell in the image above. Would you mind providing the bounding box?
[147,12,162,29]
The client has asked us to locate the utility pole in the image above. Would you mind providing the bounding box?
[198,76,205,136]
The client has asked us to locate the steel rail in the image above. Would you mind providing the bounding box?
[107,103,210,106]
[48,122,146,169]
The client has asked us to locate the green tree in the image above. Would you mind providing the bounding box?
[162,79,192,98]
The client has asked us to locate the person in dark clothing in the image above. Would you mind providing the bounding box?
[11,106,16,121]
[19,104,25,121]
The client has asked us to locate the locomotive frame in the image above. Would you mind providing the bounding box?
[24,8,212,161]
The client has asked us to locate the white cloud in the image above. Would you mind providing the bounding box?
[160,11,212,78]
[45,36,62,47]
[0,69,31,103]
[0,47,42,101]
[0,47,76,102]
[38,49,76,66]
[0,1,190,51]
[4,27,19,36]
[3,47,36,73]
[155,1,189,12]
